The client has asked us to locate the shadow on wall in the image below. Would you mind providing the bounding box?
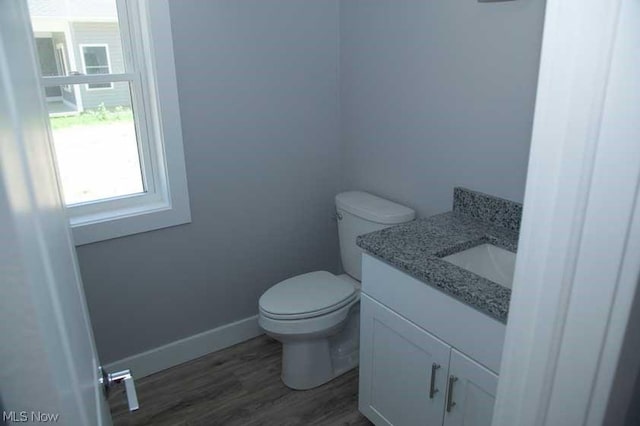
[626,373,640,426]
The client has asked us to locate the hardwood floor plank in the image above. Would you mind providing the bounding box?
[110,335,372,426]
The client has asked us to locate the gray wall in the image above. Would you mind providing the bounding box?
[77,0,546,364]
[340,0,546,217]
[77,0,341,363]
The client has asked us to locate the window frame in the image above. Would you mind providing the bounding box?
[35,0,191,245]
[79,43,114,90]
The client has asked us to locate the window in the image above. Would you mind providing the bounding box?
[80,44,114,90]
[28,0,190,245]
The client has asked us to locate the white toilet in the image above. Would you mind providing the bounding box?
[258,191,415,390]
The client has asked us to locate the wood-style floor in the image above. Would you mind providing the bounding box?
[109,335,372,426]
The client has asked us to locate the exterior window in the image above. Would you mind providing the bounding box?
[28,0,191,245]
[81,45,114,90]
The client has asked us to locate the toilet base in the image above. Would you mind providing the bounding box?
[274,304,360,390]
[281,338,334,390]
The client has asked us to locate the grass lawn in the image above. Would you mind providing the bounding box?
[50,105,133,130]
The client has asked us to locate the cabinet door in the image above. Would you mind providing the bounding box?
[443,349,498,426]
[359,294,451,426]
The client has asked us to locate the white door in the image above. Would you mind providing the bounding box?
[492,0,640,425]
[0,2,111,425]
[444,349,498,426]
[359,294,451,426]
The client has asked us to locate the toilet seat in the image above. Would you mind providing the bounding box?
[259,271,357,320]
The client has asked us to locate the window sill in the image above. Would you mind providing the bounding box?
[70,198,191,245]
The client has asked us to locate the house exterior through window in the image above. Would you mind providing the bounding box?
[30,0,129,115]
[27,0,191,245]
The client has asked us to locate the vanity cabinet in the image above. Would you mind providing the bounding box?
[444,350,498,426]
[359,255,505,426]
[359,295,450,425]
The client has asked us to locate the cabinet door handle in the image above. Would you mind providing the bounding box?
[446,375,458,413]
[429,363,441,399]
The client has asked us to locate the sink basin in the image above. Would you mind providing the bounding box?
[442,243,516,289]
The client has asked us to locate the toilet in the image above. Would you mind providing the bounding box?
[258,191,415,390]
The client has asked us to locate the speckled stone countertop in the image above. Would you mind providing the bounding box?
[357,188,521,323]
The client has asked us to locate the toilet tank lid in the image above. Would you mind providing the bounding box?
[335,191,415,225]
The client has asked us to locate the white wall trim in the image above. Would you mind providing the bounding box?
[105,316,263,379]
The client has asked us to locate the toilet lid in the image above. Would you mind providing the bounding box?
[259,271,357,318]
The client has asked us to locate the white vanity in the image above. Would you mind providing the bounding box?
[358,254,506,426]
[356,188,521,426]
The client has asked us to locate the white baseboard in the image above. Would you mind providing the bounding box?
[105,315,263,378]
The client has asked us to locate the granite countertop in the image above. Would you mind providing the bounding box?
[356,188,521,323]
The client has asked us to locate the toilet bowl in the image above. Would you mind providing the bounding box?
[259,271,360,390]
[258,191,415,390]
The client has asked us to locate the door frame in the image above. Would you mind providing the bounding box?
[493,0,640,425]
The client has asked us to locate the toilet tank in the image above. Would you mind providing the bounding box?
[335,191,415,281]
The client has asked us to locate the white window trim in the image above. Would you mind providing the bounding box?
[40,0,191,245]
[79,43,114,90]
